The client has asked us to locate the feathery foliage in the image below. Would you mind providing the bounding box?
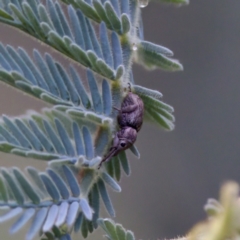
[98,218,135,240]
[0,0,186,239]
[0,164,123,239]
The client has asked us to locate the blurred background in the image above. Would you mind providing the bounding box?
[1,0,240,239]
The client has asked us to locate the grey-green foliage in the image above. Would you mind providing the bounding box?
[98,218,135,240]
[0,165,122,240]
[0,0,186,239]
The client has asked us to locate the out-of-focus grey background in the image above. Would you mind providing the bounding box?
[1,0,240,239]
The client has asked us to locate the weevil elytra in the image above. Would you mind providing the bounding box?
[98,86,144,168]
[117,92,144,132]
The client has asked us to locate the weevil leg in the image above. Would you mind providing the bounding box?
[113,106,121,111]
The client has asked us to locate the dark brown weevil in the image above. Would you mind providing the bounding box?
[98,86,144,168]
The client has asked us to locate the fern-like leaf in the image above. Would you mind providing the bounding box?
[0,45,114,124]
[0,42,175,130]
[0,0,126,80]
[98,218,135,240]
[137,41,183,71]
[133,85,175,130]
[0,164,122,240]
[60,0,131,35]
[0,112,111,161]
[0,0,183,76]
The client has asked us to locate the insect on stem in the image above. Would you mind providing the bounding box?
[98,84,144,168]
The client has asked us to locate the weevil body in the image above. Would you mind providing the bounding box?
[118,92,144,132]
[98,90,144,168]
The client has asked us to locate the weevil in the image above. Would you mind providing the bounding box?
[98,85,144,168]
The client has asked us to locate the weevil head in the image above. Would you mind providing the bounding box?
[115,127,137,151]
[98,127,137,169]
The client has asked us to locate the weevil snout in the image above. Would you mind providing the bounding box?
[98,127,137,169]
